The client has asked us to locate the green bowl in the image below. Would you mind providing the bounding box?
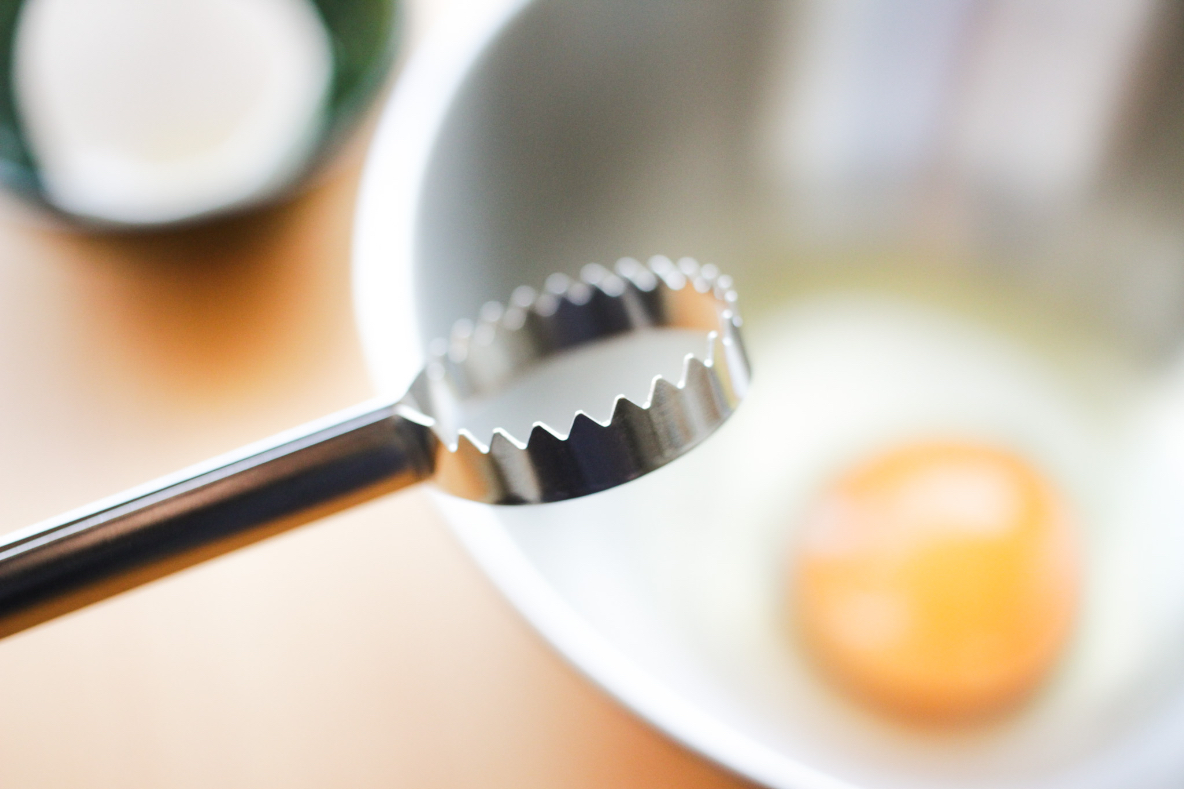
[0,0,398,227]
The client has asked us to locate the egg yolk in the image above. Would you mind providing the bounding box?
[793,442,1079,723]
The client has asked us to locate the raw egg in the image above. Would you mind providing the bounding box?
[794,441,1079,723]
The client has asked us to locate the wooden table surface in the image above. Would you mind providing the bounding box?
[0,3,753,787]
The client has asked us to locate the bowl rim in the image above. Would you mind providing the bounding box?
[350,3,856,787]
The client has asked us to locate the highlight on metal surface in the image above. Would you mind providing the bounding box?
[405,255,749,503]
[0,256,747,637]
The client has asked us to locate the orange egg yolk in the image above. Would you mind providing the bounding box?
[793,442,1079,723]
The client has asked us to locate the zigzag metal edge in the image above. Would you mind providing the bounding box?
[407,256,749,504]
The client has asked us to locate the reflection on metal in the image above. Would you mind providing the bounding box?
[0,256,747,636]
[411,255,747,503]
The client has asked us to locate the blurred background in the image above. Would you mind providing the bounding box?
[0,0,751,786]
[6,0,1184,786]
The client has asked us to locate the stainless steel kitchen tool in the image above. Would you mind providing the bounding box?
[0,255,747,637]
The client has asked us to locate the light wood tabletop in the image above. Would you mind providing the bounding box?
[0,2,753,787]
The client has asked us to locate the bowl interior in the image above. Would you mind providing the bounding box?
[368,1,1184,786]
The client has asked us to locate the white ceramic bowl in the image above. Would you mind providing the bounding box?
[353,2,1184,787]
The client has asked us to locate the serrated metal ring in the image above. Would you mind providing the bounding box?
[399,255,750,504]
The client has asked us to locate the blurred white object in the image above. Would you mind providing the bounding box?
[765,0,1159,228]
[766,0,975,215]
[951,0,1158,209]
[13,0,333,224]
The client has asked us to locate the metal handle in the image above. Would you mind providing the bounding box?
[0,399,435,638]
